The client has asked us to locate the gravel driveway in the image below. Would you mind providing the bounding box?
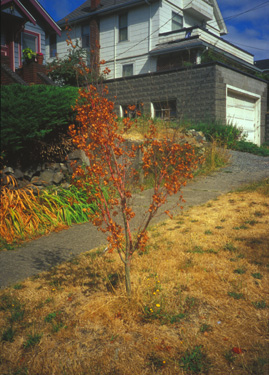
[0,150,268,289]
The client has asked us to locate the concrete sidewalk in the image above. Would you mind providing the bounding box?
[1,150,268,289]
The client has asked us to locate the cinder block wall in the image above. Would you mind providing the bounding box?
[106,64,217,123]
[105,62,268,143]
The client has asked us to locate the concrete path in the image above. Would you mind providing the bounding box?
[0,150,268,289]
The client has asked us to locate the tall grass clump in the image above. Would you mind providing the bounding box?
[0,176,103,249]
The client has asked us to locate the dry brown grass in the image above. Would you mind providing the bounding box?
[1,180,268,375]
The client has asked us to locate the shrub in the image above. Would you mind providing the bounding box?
[186,121,245,148]
[0,85,78,156]
[232,140,269,156]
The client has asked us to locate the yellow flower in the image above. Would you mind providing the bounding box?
[156,289,159,292]
[163,361,166,364]
[156,304,160,307]
[153,292,156,295]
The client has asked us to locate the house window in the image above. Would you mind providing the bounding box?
[49,34,57,58]
[153,100,177,120]
[22,31,38,53]
[172,11,183,31]
[119,13,128,42]
[123,64,133,77]
[82,24,90,48]
[121,102,142,118]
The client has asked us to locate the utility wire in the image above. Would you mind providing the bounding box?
[99,0,268,59]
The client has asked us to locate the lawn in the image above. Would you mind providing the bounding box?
[0,179,268,374]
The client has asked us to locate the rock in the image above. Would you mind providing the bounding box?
[52,171,64,184]
[14,169,24,179]
[68,150,90,166]
[3,167,14,174]
[24,169,35,180]
[39,170,55,185]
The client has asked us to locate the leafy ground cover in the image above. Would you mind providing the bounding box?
[0,178,103,250]
[0,178,268,374]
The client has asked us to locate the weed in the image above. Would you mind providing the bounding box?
[244,357,269,374]
[180,345,211,374]
[200,324,212,333]
[228,292,244,300]
[23,332,42,348]
[224,350,236,364]
[204,230,213,235]
[233,225,249,230]
[13,283,24,290]
[223,243,236,252]
[251,273,263,279]
[1,326,15,342]
[215,226,223,229]
[252,300,267,309]
[44,312,57,323]
[188,246,204,254]
[254,211,263,217]
[147,353,166,370]
[233,268,246,275]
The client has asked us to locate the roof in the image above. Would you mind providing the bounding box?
[254,59,269,71]
[57,0,157,26]
[1,0,61,35]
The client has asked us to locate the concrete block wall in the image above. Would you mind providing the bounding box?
[105,62,268,144]
[266,113,269,144]
[106,64,217,124]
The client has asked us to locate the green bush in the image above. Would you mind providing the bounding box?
[186,121,245,148]
[1,85,79,154]
[232,140,269,157]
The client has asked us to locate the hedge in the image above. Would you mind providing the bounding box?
[1,85,79,154]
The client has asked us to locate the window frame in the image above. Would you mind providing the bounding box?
[122,63,133,77]
[172,11,183,31]
[49,34,57,58]
[153,100,177,120]
[81,24,90,48]
[119,13,128,42]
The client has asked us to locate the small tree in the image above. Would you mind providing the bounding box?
[69,86,201,296]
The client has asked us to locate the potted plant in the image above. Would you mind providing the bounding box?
[22,48,36,63]
[36,52,44,65]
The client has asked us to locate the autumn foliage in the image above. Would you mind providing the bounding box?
[69,85,201,294]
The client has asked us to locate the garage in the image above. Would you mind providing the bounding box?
[226,86,261,145]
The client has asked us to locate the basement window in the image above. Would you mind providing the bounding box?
[153,100,177,120]
[123,64,133,77]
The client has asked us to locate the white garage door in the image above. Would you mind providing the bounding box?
[226,89,260,145]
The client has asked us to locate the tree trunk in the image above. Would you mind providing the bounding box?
[125,260,131,296]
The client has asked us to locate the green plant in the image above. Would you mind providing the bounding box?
[233,268,246,275]
[252,300,267,309]
[224,350,236,364]
[23,332,42,348]
[228,292,244,300]
[22,48,36,62]
[185,120,244,148]
[200,324,212,333]
[180,345,211,374]
[1,326,15,342]
[232,140,269,157]
[1,85,78,157]
[251,273,263,279]
[223,243,237,252]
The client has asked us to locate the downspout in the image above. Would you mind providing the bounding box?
[114,16,117,79]
[145,0,151,72]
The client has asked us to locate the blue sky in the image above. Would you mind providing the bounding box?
[39,0,269,61]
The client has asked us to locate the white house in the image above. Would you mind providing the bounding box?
[49,0,268,145]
